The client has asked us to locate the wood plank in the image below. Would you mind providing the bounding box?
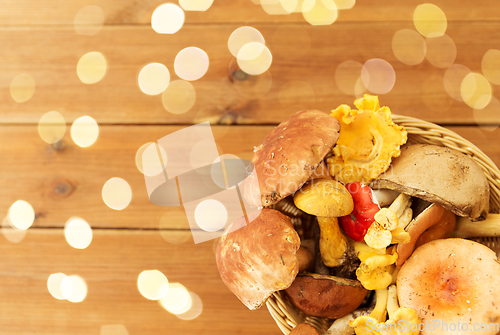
[0,0,499,25]
[1,23,499,125]
[0,228,282,334]
[1,125,499,231]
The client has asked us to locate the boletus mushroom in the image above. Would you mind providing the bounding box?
[289,323,319,335]
[371,144,490,221]
[284,272,368,319]
[397,238,500,335]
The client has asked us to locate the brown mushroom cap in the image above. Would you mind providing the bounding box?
[284,272,368,319]
[397,238,500,335]
[246,110,341,207]
[371,144,489,221]
[215,208,300,310]
[289,323,319,335]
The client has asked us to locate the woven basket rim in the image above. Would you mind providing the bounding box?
[266,114,500,335]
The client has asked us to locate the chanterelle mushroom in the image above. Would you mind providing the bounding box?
[215,208,300,310]
[397,238,500,335]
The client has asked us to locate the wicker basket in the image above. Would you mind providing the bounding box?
[265,114,500,335]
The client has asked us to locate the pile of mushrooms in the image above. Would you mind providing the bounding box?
[215,96,500,335]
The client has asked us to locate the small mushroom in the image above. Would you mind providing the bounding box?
[284,272,368,319]
[371,144,490,221]
[451,213,500,238]
[289,323,319,335]
[215,208,301,310]
[397,238,500,335]
[396,203,456,267]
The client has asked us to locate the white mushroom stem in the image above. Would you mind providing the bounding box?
[324,308,373,335]
[369,288,388,323]
[451,214,500,238]
[386,284,399,320]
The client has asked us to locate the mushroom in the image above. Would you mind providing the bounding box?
[284,272,368,319]
[289,323,319,335]
[245,110,341,207]
[451,213,500,238]
[215,208,301,310]
[397,238,500,335]
[293,179,354,267]
[324,308,373,335]
[371,144,490,221]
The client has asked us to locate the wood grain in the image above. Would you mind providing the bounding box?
[0,22,499,125]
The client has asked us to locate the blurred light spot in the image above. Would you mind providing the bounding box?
[302,0,338,26]
[162,80,196,114]
[280,0,299,13]
[482,49,500,85]
[136,142,168,176]
[473,97,500,131]
[101,324,129,335]
[71,116,99,147]
[279,81,315,106]
[421,74,453,113]
[159,209,192,244]
[425,35,456,68]
[231,59,272,99]
[74,5,105,36]
[65,217,92,249]
[102,177,132,210]
[194,199,227,232]
[354,77,367,98]
[151,3,184,34]
[392,29,426,65]
[261,0,294,15]
[138,63,170,96]
[335,60,363,96]
[159,283,192,314]
[413,3,447,38]
[174,47,209,81]
[333,0,355,9]
[189,140,220,170]
[461,73,492,110]
[77,52,107,84]
[10,73,35,103]
[137,270,169,300]
[237,42,272,75]
[2,215,26,243]
[176,292,203,320]
[8,200,35,230]
[47,273,68,300]
[38,111,66,144]
[272,26,310,60]
[61,275,87,303]
[211,154,245,189]
[443,64,471,101]
[228,27,265,58]
[361,59,396,94]
[179,0,214,11]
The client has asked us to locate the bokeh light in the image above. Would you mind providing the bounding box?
[47,273,68,300]
[162,80,196,115]
[138,63,170,96]
[100,324,129,335]
[137,270,169,300]
[71,116,99,147]
[179,0,214,11]
[61,275,88,303]
[77,51,107,84]
[174,47,209,81]
[8,200,35,230]
[151,3,185,34]
[261,0,293,15]
[237,42,273,75]
[461,72,492,110]
[159,283,192,314]
[38,111,66,144]
[194,199,228,232]
[74,5,105,36]
[335,60,364,96]
[473,97,500,131]
[413,3,447,38]
[228,26,265,58]
[2,215,26,243]
[175,292,203,320]
[137,142,168,177]
[231,58,273,99]
[392,29,426,65]
[482,49,500,85]
[65,217,93,250]
[421,74,453,113]
[425,34,456,68]
[102,177,132,210]
[443,64,471,101]
[10,73,35,103]
[302,0,338,26]
[334,0,355,9]
[211,154,246,189]
[158,209,192,245]
[189,139,220,170]
[361,58,396,94]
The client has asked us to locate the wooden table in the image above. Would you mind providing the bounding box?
[0,1,499,334]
